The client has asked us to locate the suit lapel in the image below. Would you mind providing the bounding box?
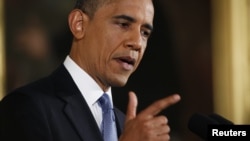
[51,65,103,141]
[63,94,103,141]
[114,108,125,137]
[51,65,126,140]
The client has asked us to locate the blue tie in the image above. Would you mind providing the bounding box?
[98,93,118,141]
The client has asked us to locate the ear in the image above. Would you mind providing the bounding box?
[68,9,89,39]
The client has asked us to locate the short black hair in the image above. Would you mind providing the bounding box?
[74,0,112,18]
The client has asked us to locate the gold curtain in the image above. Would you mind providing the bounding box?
[0,0,5,100]
[212,0,250,124]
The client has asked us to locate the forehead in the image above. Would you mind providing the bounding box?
[95,0,154,24]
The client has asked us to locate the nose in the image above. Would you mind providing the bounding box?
[125,29,143,51]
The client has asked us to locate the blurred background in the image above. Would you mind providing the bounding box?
[0,0,250,141]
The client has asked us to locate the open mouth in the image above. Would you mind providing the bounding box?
[118,56,136,66]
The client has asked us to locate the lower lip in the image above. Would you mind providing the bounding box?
[117,60,134,71]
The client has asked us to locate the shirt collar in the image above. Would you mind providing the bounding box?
[63,55,113,107]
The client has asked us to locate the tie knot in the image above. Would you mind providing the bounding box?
[98,93,112,112]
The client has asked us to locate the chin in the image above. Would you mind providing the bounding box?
[110,79,128,87]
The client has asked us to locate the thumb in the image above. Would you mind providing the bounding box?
[125,91,138,123]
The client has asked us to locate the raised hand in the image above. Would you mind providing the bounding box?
[119,91,181,141]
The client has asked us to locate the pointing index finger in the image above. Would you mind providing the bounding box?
[139,94,181,118]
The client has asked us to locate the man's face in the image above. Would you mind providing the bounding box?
[79,0,154,89]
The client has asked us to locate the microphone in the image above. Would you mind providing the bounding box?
[188,113,234,140]
[188,113,219,140]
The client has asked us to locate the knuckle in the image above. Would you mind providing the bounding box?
[166,125,171,133]
[157,115,168,124]
[142,120,152,129]
[153,101,165,109]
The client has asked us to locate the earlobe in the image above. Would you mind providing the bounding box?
[68,9,88,39]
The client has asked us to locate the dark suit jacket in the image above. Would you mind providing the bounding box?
[0,65,126,141]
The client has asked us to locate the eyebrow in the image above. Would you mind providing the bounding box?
[113,15,154,31]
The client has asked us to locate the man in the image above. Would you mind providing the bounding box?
[0,0,181,141]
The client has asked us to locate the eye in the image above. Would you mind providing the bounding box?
[141,29,151,38]
[118,22,130,29]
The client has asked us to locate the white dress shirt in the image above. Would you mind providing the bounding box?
[63,55,114,130]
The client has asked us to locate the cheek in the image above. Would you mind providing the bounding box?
[106,29,122,42]
[98,36,119,65]
[139,46,147,58]
[134,49,146,68]
[102,32,122,52]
